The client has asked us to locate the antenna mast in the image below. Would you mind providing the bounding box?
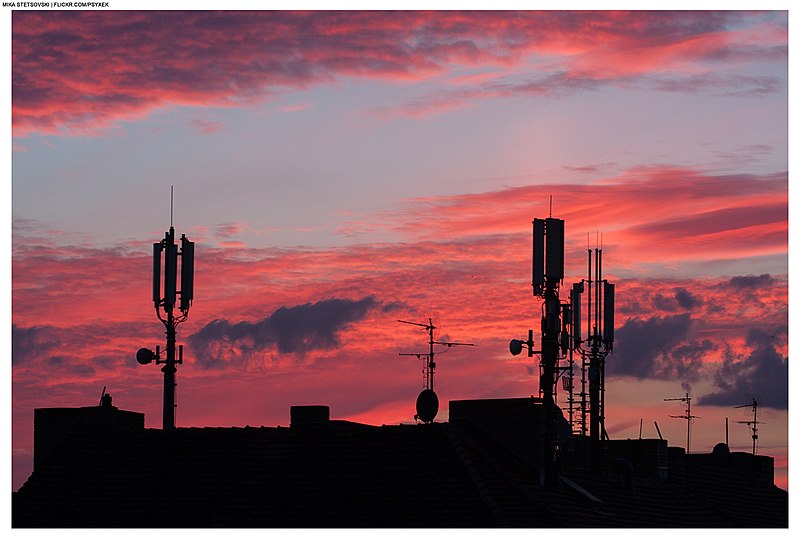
[571,241,615,442]
[398,318,474,423]
[735,397,761,455]
[136,188,195,430]
[509,210,615,482]
[665,392,699,455]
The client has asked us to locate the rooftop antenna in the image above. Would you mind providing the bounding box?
[509,211,616,481]
[510,213,569,484]
[665,392,699,455]
[571,232,614,443]
[398,318,474,423]
[735,397,762,455]
[136,187,195,430]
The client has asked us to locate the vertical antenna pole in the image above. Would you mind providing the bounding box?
[163,313,177,430]
[687,393,691,455]
[170,185,174,227]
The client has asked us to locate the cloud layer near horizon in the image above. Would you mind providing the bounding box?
[12,11,786,135]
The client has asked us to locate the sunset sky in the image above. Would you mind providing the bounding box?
[10,7,790,490]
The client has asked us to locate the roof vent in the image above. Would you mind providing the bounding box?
[290,405,330,427]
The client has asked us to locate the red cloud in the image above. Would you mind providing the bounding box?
[12,11,786,135]
[340,166,787,268]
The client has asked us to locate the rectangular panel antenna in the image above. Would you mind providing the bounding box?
[152,242,162,308]
[180,235,194,312]
[164,242,178,312]
[572,282,582,345]
[603,282,615,345]
[545,217,564,281]
[532,219,545,295]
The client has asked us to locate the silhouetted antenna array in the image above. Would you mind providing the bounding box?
[665,392,699,455]
[135,187,195,430]
[509,214,567,483]
[398,318,474,423]
[510,216,615,440]
[571,239,615,441]
[735,397,762,455]
[507,207,617,483]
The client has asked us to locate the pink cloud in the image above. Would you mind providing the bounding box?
[339,166,787,269]
[12,11,785,135]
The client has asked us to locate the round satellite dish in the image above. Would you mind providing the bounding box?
[509,339,523,356]
[416,388,439,423]
[136,348,155,365]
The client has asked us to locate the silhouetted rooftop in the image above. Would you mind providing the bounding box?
[12,399,788,527]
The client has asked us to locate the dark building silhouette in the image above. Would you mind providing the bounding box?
[13,396,787,527]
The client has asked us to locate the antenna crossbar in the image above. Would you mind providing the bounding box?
[734,398,761,454]
[664,393,696,454]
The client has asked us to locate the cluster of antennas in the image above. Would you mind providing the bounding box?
[510,216,616,442]
[152,226,194,316]
[136,216,195,431]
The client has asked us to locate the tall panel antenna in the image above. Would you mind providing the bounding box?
[136,189,195,430]
[545,218,564,281]
[603,282,615,346]
[532,219,545,296]
[571,282,583,346]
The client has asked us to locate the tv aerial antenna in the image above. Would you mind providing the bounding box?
[665,392,700,455]
[135,186,195,430]
[398,318,474,423]
[735,397,763,455]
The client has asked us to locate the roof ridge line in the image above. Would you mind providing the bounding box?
[447,425,509,526]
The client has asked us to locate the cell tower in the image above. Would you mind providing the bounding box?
[509,216,569,483]
[664,392,699,455]
[735,397,762,455]
[571,239,615,442]
[135,188,195,430]
[508,213,615,480]
[398,318,474,423]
